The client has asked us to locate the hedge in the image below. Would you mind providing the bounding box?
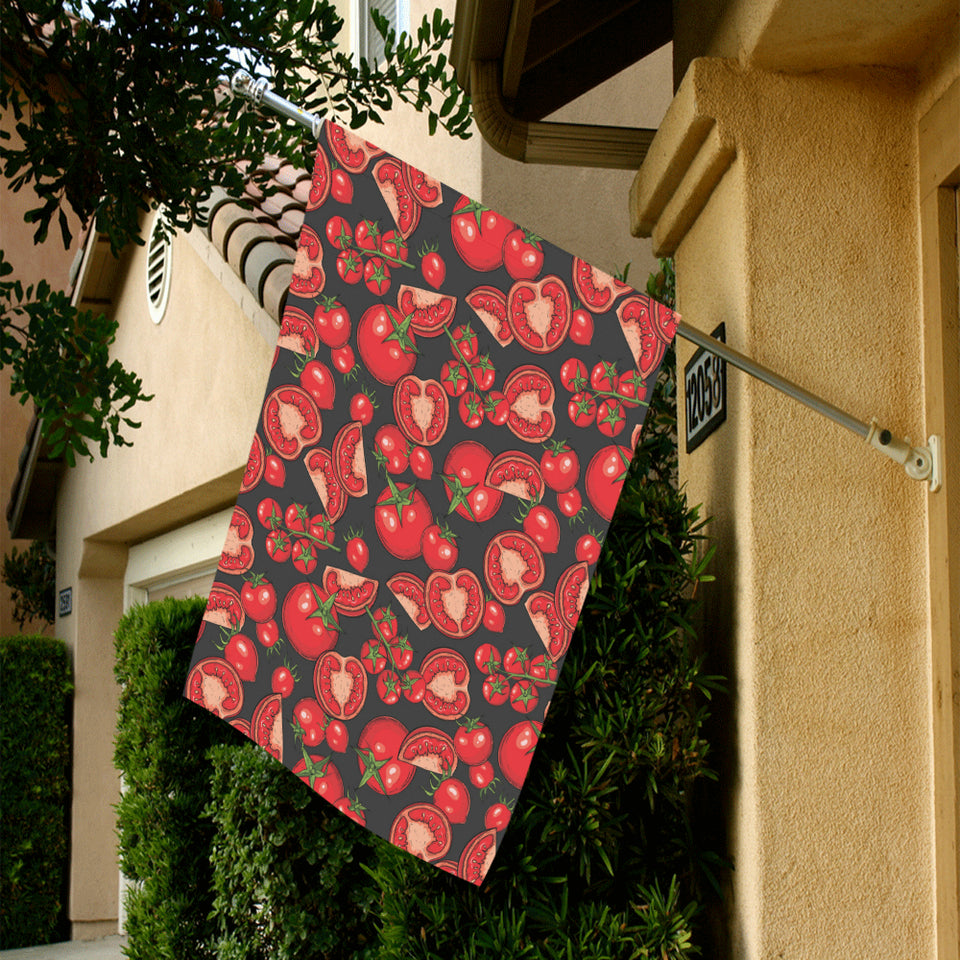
[206,741,379,960]
[0,634,72,949]
[114,596,224,960]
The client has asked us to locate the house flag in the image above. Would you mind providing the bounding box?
[184,120,678,885]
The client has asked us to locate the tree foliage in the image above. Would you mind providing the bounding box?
[0,0,470,459]
[0,538,55,628]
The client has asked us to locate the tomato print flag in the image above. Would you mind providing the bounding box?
[184,120,678,885]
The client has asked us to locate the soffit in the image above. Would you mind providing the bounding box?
[452,0,672,122]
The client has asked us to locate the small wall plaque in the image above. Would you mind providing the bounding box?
[684,323,727,453]
[58,587,72,618]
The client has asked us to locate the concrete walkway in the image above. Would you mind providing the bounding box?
[0,936,126,959]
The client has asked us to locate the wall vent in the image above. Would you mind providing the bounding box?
[146,209,173,324]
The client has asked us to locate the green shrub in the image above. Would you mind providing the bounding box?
[366,317,721,957]
[0,634,72,949]
[205,741,379,960]
[114,596,222,960]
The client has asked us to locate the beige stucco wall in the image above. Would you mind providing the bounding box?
[0,107,82,636]
[55,221,274,935]
[633,18,958,959]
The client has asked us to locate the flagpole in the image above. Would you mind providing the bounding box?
[224,72,941,492]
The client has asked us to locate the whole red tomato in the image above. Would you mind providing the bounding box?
[482,672,510,707]
[421,522,458,572]
[375,479,432,559]
[349,391,376,425]
[331,168,353,204]
[540,442,580,493]
[357,304,418,386]
[374,424,410,474]
[335,794,365,825]
[263,454,285,487]
[585,445,632,521]
[449,323,479,363]
[325,215,353,249]
[523,504,560,553]
[336,249,363,285]
[474,642,502,674]
[484,390,509,426]
[257,497,283,530]
[241,576,277,623]
[440,359,469,397]
[470,762,495,791]
[293,697,327,747]
[300,359,336,410]
[356,716,415,795]
[325,719,349,753]
[360,638,388,675]
[575,533,601,564]
[346,532,369,573]
[421,248,446,289]
[265,529,292,563]
[385,634,414,671]
[363,256,391,296]
[401,669,425,703]
[377,670,402,706]
[442,441,503,524]
[568,392,597,428]
[409,445,434,480]
[557,487,583,519]
[282,582,340,659]
[354,218,380,252]
[570,307,594,345]
[331,345,356,375]
[293,754,344,802]
[271,665,295,698]
[482,601,505,633]
[498,720,542,788]
[502,228,544,280]
[454,719,493,765]
[450,196,515,271]
[291,538,317,575]
[560,357,588,393]
[313,298,351,348]
[225,634,258,682]
[256,619,280,648]
[590,360,619,394]
[370,606,399,643]
[596,398,626,437]
[484,801,512,830]
[433,778,470,823]
[379,229,408,262]
[470,355,496,392]
[458,391,484,429]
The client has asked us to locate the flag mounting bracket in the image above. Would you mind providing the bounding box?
[678,321,942,492]
[223,72,943,493]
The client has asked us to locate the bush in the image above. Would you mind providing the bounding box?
[0,634,72,949]
[366,316,720,957]
[205,741,379,960]
[114,596,222,960]
[114,596,381,960]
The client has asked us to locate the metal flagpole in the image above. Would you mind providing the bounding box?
[226,72,943,492]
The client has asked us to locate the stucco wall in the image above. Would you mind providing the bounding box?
[635,43,957,960]
[55,222,274,933]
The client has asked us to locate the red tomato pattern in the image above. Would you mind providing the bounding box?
[185,122,677,888]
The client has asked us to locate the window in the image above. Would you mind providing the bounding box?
[355,0,408,65]
[145,207,172,324]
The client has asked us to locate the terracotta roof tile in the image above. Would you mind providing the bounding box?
[204,152,318,323]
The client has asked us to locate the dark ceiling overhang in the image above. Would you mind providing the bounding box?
[450,0,672,167]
